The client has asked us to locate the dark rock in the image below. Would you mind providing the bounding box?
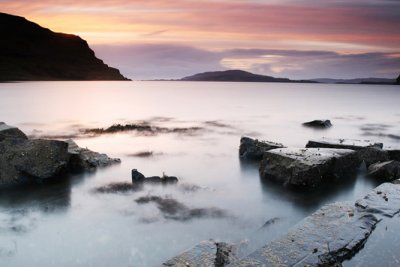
[386,149,400,161]
[356,147,390,167]
[367,161,400,181]
[144,175,178,184]
[131,169,178,184]
[131,169,145,182]
[66,139,120,171]
[0,12,129,81]
[306,137,383,150]
[93,182,137,194]
[0,138,70,186]
[396,74,400,85]
[259,148,359,188]
[160,240,237,267]
[302,119,332,128]
[239,136,285,161]
[0,122,28,140]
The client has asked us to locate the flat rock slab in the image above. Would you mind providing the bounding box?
[239,137,285,161]
[160,240,237,267]
[0,122,27,140]
[259,148,359,188]
[356,182,400,218]
[228,202,378,267]
[306,137,383,150]
[231,182,400,267]
[0,138,70,186]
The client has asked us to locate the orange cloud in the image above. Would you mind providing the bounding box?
[0,0,399,52]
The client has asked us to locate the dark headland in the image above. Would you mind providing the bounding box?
[180,70,317,83]
[0,12,129,81]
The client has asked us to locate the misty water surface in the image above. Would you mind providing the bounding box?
[0,81,399,266]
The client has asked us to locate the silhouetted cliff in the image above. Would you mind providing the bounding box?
[0,12,129,81]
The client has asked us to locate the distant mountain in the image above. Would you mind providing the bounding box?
[0,12,129,81]
[397,74,400,84]
[311,77,396,85]
[181,70,316,83]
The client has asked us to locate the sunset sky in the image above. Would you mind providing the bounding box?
[1,0,400,79]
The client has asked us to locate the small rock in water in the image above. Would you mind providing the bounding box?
[131,169,178,184]
[302,119,332,128]
[131,169,145,182]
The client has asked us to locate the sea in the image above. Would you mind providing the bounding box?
[0,81,399,266]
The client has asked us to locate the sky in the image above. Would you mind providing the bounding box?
[1,0,400,80]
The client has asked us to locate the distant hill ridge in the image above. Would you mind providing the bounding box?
[181,70,315,83]
[0,12,129,81]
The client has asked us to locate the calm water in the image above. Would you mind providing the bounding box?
[0,81,399,266]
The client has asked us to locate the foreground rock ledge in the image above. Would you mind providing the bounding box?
[162,182,400,267]
[259,148,359,188]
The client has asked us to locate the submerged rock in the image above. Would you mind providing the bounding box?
[306,137,383,150]
[367,161,400,181]
[302,119,332,128]
[67,139,120,171]
[135,195,229,222]
[131,169,178,184]
[259,148,359,188]
[0,122,27,140]
[239,136,285,160]
[160,240,237,267]
[0,138,70,186]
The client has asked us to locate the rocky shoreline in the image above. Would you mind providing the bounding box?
[0,122,119,187]
[2,121,400,266]
[160,136,400,266]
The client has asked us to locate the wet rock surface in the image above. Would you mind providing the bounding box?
[229,202,379,267]
[302,119,332,128]
[230,182,400,267]
[259,148,359,188]
[0,138,70,186]
[306,137,383,150]
[239,137,285,161]
[164,182,400,266]
[367,161,400,181]
[67,139,120,171]
[131,169,178,184]
[160,240,237,267]
[0,122,28,140]
[135,195,230,222]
